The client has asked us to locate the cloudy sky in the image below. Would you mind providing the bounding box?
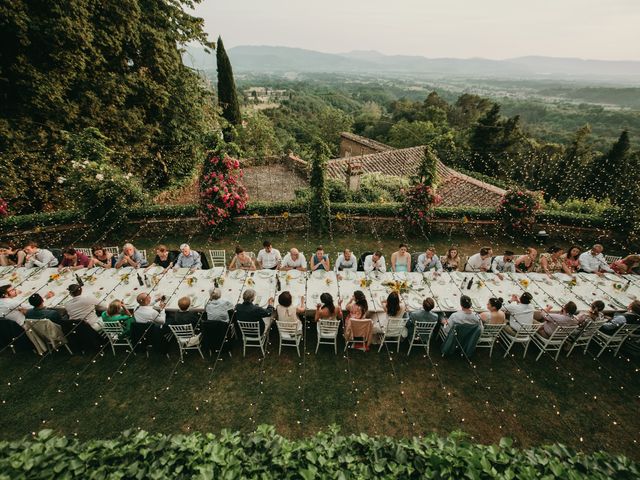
[191,0,640,60]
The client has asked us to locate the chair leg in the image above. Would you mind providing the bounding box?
[614,340,625,357]
[197,346,204,360]
[378,339,384,352]
[64,343,73,355]
[503,341,513,358]
[523,341,530,358]
[111,343,116,356]
[315,338,320,354]
[334,339,337,355]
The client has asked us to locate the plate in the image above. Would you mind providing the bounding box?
[258,270,272,278]
[554,273,572,282]
[604,273,622,282]
[232,270,245,279]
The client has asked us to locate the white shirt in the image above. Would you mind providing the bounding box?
[465,253,490,272]
[281,252,307,269]
[578,251,613,273]
[364,255,386,273]
[334,254,357,272]
[503,302,535,331]
[444,310,481,334]
[25,249,58,268]
[257,248,282,269]
[65,295,101,328]
[134,305,166,325]
[491,256,515,273]
[0,297,25,326]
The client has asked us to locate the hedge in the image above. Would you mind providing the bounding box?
[0,427,637,479]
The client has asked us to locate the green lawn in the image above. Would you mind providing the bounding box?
[1,325,639,460]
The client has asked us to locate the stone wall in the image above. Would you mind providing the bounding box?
[339,137,381,158]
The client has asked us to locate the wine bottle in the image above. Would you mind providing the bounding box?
[144,274,151,287]
[276,274,282,291]
[467,278,473,290]
[214,277,219,288]
[75,273,84,287]
[461,276,467,290]
[137,273,144,286]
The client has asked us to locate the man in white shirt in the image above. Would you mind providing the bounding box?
[64,284,102,330]
[280,248,307,271]
[334,249,357,273]
[416,247,443,273]
[134,293,166,325]
[0,284,27,326]
[502,292,535,334]
[464,247,492,272]
[364,251,386,274]
[491,250,516,275]
[256,240,281,270]
[578,244,614,274]
[442,295,481,334]
[23,241,58,268]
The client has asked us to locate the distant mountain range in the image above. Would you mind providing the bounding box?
[182,45,640,82]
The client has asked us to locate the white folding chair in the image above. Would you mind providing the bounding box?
[475,324,504,357]
[566,319,606,357]
[591,324,640,357]
[101,322,133,355]
[247,252,256,260]
[208,249,227,268]
[378,316,406,352]
[104,246,120,256]
[74,248,92,257]
[169,324,204,360]
[276,320,302,356]
[238,320,269,357]
[407,320,438,356]
[604,255,622,264]
[139,250,147,262]
[344,318,373,352]
[530,325,578,361]
[316,319,341,354]
[499,323,540,358]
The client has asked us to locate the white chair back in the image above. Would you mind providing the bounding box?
[74,248,92,257]
[316,319,341,354]
[475,323,504,357]
[378,316,406,352]
[604,255,621,264]
[139,249,147,261]
[568,319,606,356]
[169,324,204,360]
[593,324,640,357]
[408,320,438,356]
[208,249,227,268]
[237,320,268,357]
[531,325,577,361]
[276,320,302,356]
[104,246,120,256]
[101,322,133,355]
[500,323,539,358]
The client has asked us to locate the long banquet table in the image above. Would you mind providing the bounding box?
[1,266,638,316]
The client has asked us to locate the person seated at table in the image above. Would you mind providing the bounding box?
[133,293,167,325]
[406,297,441,339]
[146,245,175,271]
[228,246,257,271]
[205,288,234,322]
[346,290,368,319]
[416,247,443,273]
[65,284,102,330]
[314,292,342,322]
[334,249,357,273]
[90,246,116,268]
[310,246,330,271]
[235,289,274,334]
[23,241,58,268]
[382,291,406,319]
[441,247,461,272]
[277,291,306,333]
[25,292,61,323]
[502,292,535,335]
[257,240,282,270]
[566,300,606,346]
[391,244,411,273]
[280,248,307,271]
[101,300,134,337]
[490,251,515,275]
[171,296,202,325]
[600,300,640,333]
[174,243,202,270]
[58,248,91,271]
[115,243,148,269]
[464,247,492,272]
[441,295,481,335]
[578,244,613,275]
[364,251,386,274]
[0,284,27,326]
[537,246,565,276]
[533,301,578,338]
[561,246,581,275]
[0,244,25,267]
[515,247,537,273]
[479,297,506,325]
[610,255,640,275]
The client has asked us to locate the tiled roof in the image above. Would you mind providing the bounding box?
[339,132,393,152]
[326,145,506,208]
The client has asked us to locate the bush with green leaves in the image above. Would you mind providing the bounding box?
[545,197,613,217]
[64,128,146,227]
[497,189,542,234]
[0,427,637,479]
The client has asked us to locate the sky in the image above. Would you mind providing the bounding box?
[191,0,640,61]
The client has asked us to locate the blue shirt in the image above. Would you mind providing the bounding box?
[175,251,202,269]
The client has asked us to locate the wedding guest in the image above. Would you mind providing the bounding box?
[280,248,307,271]
[490,251,516,274]
[234,289,274,334]
[23,241,58,268]
[58,248,91,271]
[480,297,506,325]
[174,243,202,270]
[0,284,27,326]
[534,301,578,338]
[101,300,134,337]
[502,292,535,335]
[257,240,282,270]
[578,244,613,274]
[310,246,330,271]
[146,245,175,270]
[515,247,538,273]
[0,244,25,267]
[334,249,357,273]
[314,292,342,322]
[416,247,443,273]
[65,284,102,330]
[561,246,581,274]
[346,290,368,319]
[133,293,167,325]
[441,247,461,272]
[172,296,202,325]
[90,246,116,268]
[600,300,640,333]
[205,288,234,322]
[115,243,147,268]
[228,246,256,271]
[610,255,640,275]
[364,251,386,274]
[391,244,411,272]
[25,292,61,323]
[538,246,565,276]
[277,291,305,333]
[465,247,492,272]
[442,295,481,334]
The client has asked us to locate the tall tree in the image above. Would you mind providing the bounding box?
[216,36,241,138]
[550,125,595,201]
[308,139,331,233]
[412,146,439,186]
[468,103,502,173]
[602,130,632,203]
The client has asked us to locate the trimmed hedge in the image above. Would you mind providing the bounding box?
[0,210,79,231]
[0,427,637,479]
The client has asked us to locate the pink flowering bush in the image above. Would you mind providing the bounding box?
[199,151,248,228]
[401,183,443,225]
[0,198,8,217]
[498,189,541,233]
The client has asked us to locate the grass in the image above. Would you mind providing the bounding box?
[1,325,639,460]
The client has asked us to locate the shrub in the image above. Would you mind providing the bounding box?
[0,198,8,217]
[400,183,443,225]
[358,173,410,203]
[0,428,637,479]
[497,189,542,234]
[545,197,613,217]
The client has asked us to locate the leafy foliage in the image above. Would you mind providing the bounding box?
[0,198,8,217]
[413,146,439,186]
[0,427,637,479]
[498,189,542,234]
[216,36,242,137]
[400,184,443,226]
[308,139,332,233]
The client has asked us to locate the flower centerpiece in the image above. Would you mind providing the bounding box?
[566,278,578,288]
[48,273,61,283]
[285,273,292,285]
[185,276,197,287]
[382,280,410,294]
[325,277,333,286]
[120,273,130,284]
[519,278,530,289]
[245,277,255,286]
[359,278,372,288]
[475,279,485,289]
[217,276,225,286]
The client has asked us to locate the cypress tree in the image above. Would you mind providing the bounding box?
[596,130,631,200]
[413,146,439,186]
[216,36,242,138]
[551,125,594,201]
[468,103,502,174]
[309,138,331,233]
